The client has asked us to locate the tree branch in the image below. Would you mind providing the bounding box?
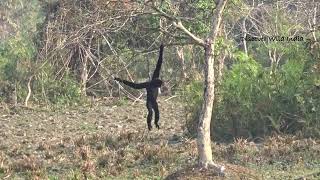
[208,0,228,41]
[135,42,196,54]
[152,5,205,47]
[172,21,205,46]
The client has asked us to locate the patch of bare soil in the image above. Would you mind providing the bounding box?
[165,163,260,180]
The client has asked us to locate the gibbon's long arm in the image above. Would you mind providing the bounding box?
[152,44,164,80]
[114,44,164,131]
[115,78,148,89]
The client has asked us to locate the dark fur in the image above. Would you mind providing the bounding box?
[115,44,164,130]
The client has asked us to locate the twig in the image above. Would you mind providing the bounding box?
[25,75,34,107]
[151,5,205,46]
[294,171,320,180]
[164,95,178,102]
[114,80,143,102]
[132,93,144,105]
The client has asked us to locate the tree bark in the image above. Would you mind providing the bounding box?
[217,55,226,86]
[197,40,215,166]
[12,82,17,107]
[176,46,187,81]
[25,76,33,106]
[197,0,228,173]
[80,55,88,96]
[242,18,248,55]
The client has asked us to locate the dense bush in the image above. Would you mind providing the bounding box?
[184,48,320,140]
[180,80,203,136]
[0,0,85,106]
[32,68,83,105]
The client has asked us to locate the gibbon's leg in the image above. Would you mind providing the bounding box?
[114,78,148,89]
[146,100,153,130]
[152,100,160,129]
[152,44,164,80]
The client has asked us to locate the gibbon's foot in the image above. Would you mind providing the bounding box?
[148,124,152,131]
[155,123,160,129]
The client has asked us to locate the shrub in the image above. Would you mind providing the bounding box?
[184,49,320,141]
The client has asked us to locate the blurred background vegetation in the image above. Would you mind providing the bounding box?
[0,0,319,140]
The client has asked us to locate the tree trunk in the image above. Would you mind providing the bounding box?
[25,76,33,106]
[176,46,187,81]
[242,18,248,55]
[12,82,18,107]
[197,0,227,173]
[217,54,226,86]
[197,41,224,174]
[80,56,88,96]
[197,40,215,167]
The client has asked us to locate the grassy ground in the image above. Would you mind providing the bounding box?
[0,97,319,179]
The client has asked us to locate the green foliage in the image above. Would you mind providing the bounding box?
[0,34,36,81]
[180,80,203,135]
[0,33,37,102]
[185,43,320,140]
[183,80,203,108]
[33,68,83,105]
[0,0,44,103]
[214,45,319,139]
[0,0,86,106]
[223,52,262,102]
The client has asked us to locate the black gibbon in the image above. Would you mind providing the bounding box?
[115,44,164,130]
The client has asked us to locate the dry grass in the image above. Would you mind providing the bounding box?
[0,98,319,179]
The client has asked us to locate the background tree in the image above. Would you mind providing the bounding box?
[148,0,229,172]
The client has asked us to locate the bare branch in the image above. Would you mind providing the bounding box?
[173,21,206,46]
[208,0,228,41]
[152,5,205,46]
[135,42,196,54]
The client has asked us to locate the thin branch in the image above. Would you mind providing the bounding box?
[135,42,196,54]
[152,5,205,46]
[172,21,206,46]
[164,95,178,102]
[294,171,320,180]
[24,76,33,107]
[159,27,189,40]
